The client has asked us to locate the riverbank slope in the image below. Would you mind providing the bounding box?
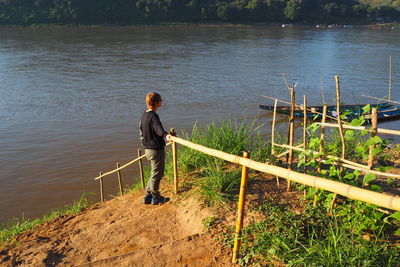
[0,189,233,266]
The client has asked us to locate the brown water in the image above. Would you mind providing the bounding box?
[1,25,399,224]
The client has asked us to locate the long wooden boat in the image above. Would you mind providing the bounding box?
[259,102,398,121]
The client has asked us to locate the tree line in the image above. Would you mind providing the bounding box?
[0,0,399,25]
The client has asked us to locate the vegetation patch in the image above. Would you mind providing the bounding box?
[169,117,400,266]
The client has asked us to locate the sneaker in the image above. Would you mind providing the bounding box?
[144,193,152,205]
[151,195,170,205]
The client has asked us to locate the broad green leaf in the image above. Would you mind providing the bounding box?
[363,173,376,184]
[372,135,382,143]
[351,118,360,126]
[362,104,371,114]
[344,173,354,179]
[389,211,400,221]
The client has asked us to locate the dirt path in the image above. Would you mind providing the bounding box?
[0,191,234,266]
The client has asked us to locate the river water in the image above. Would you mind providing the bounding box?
[0,25,399,224]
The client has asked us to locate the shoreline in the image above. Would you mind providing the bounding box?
[0,21,398,29]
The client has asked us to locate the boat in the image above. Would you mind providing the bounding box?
[259,102,396,121]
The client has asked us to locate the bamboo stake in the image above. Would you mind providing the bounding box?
[232,151,250,264]
[303,94,307,174]
[316,122,400,136]
[329,193,337,214]
[170,136,400,211]
[368,108,378,170]
[116,162,123,196]
[287,87,295,191]
[320,78,326,105]
[99,172,104,202]
[271,99,278,156]
[171,128,178,194]
[335,75,346,176]
[138,149,145,188]
[389,55,392,102]
[318,106,327,173]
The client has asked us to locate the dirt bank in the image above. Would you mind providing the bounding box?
[0,190,234,266]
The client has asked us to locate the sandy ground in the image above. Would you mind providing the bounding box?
[0,190,234,266]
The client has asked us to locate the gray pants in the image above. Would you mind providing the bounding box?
[145,149,165,197]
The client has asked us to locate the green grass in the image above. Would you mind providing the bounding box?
[168,119,270,205]
[228,199,400,266]
[0,193,89,245]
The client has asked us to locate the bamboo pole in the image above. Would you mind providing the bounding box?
[274,143,400,179]
[316,122,400,136]
[335,75,346,176]
[275,143,366,168]
[94,155,146,180]
[360,95,400,105]
[287,87,295,191]
[171,128,178,194]
[116,162,123,196]
[232,151,250,264]
[99,172,104,202]
[170,136,400,211]
[368,108,378,170]
[277,144,304,158]
[389,55,392,102]
[318,106,327,173]
[303,95,307,174]
[271,99,278,156]
[138,149,145,188]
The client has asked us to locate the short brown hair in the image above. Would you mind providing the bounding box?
[146,92,162,109]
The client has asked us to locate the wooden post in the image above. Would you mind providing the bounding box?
[271,99,278,156]
[138,149,145,188]
[389,55,392,102]
[303,94,307,174]
[232,151,250,264]
[368,108,378,169]
[171,128,178,194]
[329,193,337,214]
[317,105,327,173]
[335,75,346,176]
[116,162,123,196]
[287,87,295,191]
[99,171,104,202]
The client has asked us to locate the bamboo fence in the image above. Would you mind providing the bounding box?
[169,136,400,211]
[93,143,172,201]
[168,135,400,263]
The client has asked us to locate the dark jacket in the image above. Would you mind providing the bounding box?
[139,110,167,150]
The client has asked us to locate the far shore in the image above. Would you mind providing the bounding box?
[0,21,399,29]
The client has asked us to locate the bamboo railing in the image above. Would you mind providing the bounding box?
[168,135,400,263]
[170,136,400,211]
[93,143,172,202]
